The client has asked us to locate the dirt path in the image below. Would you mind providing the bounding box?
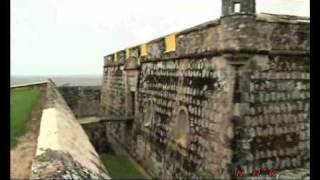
[10,85,47,179]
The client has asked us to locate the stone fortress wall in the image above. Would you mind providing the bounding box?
[99,0,310,178]
[58,86,101,117]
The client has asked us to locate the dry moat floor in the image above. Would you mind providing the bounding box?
[100,153,146,179]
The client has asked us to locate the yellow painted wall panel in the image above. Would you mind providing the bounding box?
[165,33,176,52]
[114,53,118,62]
[126,49,131,59]
[140,44,147,56]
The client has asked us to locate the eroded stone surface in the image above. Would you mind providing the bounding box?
[31,149,109,179]
[100,10,309,179]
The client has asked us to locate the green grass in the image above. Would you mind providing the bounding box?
[11,86,40,148]
[100,153,146,179]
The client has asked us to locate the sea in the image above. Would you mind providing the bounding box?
[10,75,102,87]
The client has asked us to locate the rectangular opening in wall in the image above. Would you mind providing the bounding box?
[126,120,133,131]
[233,2,241,13]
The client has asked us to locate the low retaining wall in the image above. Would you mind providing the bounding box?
[10,81,49,89]
[31,80,110,179]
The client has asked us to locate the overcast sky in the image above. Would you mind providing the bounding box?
[11,0,309,76]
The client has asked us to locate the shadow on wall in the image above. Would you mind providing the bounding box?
[81,121,113,154]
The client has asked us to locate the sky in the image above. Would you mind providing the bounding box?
[11,0,309,76]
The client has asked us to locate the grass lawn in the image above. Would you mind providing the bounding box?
[100,153,146,179]
[11,86,40,148]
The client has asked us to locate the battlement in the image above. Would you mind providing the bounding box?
[104,13,309,67]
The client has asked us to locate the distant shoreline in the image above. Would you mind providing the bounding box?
[11,75,102,77]
[11,75,102,86]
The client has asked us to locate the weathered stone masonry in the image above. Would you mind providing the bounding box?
[100,0,309,178]
[59,86,101,117]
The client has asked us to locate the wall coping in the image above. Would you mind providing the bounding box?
[10,80,49,89]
